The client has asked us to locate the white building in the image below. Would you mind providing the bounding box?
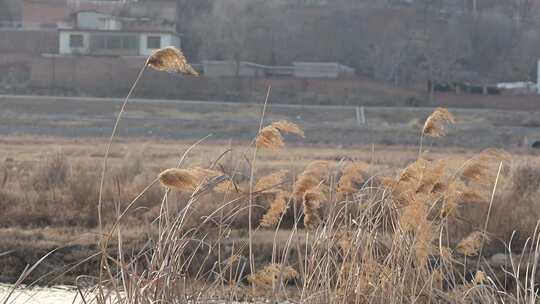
[58,7,181,56]
[59,28,181,56]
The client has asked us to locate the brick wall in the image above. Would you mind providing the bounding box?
[0,30,58,54]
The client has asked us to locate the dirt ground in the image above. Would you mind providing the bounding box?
[2,95,540,150]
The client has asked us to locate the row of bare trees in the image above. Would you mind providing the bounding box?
[175,0,540,88]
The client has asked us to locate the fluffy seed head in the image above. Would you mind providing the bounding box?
[462,148,510,184]
[158,167,220,192]
[337,161,368,196]
[146,46,199,75]
[271,120,305,137]
[247,264,298,288]
[456,231,488,257]
[260,191,289,227]
[303,189,325,230]
[422,107,455,137]
[255,126,284,150]
[255,170,288,192]
[473,271,487,284]
[293,161,332,200]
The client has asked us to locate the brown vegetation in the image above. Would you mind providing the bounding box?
[4,70,540,304]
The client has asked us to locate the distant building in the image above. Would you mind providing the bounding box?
[293,62,355,79]
[202,60,355,79]
[18,0,181,56]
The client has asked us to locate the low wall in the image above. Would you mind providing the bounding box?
[0,53,421,106]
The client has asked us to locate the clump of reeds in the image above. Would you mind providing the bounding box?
[93,58,540,304]
[146,46,199,75]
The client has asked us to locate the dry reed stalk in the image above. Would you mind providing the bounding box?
[303,189,325,230]
[254,170,288,192]
[355,259,386,295]
[158,167,220,192]
[456,231,488,256]
[336,231,353,255]
[255,126,284,150]
[146,46,199,75]
[247,263,298,288]
[260,191,289,227]
[422,107,456,137]
[271,120,305,137]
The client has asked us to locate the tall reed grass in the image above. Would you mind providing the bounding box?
[5,47,540,304]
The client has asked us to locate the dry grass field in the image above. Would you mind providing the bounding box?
[3,49,540,303]
[1,133,540,299]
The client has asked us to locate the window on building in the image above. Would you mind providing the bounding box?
[147,36,161,49]
[106,36,122,49]
[123,36,139,49]
[69,34,84,48]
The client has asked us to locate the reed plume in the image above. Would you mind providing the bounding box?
[158,167,220,191]
[303,189,325,230]
[462,148,510,183]
[255,170,288,192]
[440,180,464,218]
[146,46,199,75]
[456,231,487,257]
[271,120,305,137]
[255,120,304,150]
[399,200,428,232]
[255,126,284,150]
[473,271,487,285]
[422,107,456,137]
[247,263,298,288]
[293,160,332,200]
[416,160,446,194]
[260,191,289,227]
[337,161,368,196]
